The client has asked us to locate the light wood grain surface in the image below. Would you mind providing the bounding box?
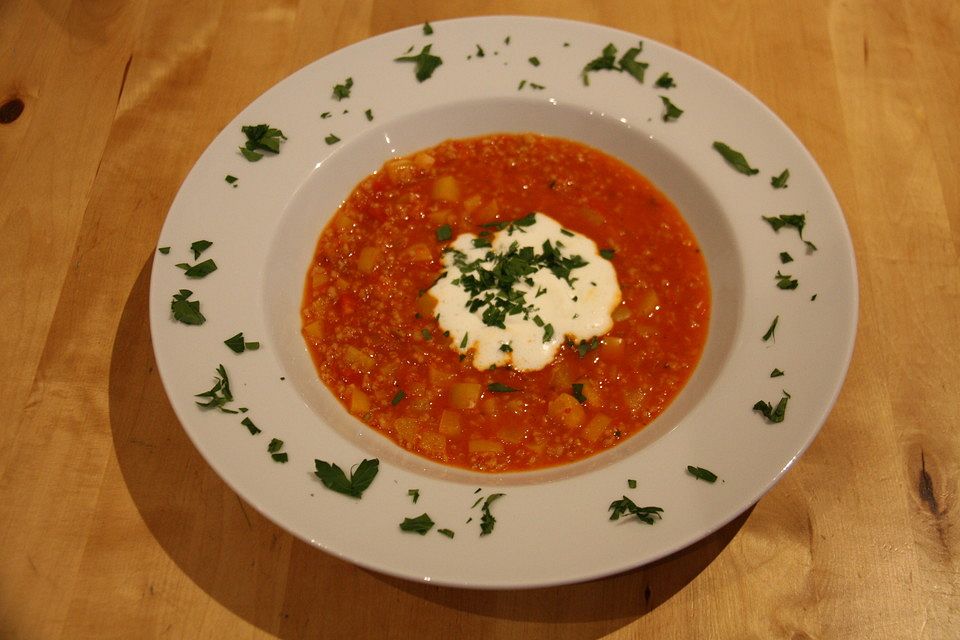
[2,1,958,638]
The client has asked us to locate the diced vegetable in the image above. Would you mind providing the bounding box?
[386,158,417,184]
[344,345,375,371]
[349,386,370,414]
[548,393,586,429]
[432,175,460,202]
[637,289,660,316]
[438,410,461,436]
[405,243,432,262]
[583,413,611,442]
[449,382,481,409]
[600,336,625,361]
[420,432,446,457]
[357,246,381,273]
[303,320,323,340]
[394,417,418,445]
[468,439,504,454]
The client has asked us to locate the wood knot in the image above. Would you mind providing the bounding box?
[0,98,24,124]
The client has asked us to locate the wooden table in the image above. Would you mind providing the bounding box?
[2,1,958,637]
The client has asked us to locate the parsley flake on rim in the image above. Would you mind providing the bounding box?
[225,332,260,353]
[395,44,443,82]
[267,438,288,463]
[314,458,379,498]
[399,513,435,535]
[175,259,217,279]
[712,141,760,176]
[608,496,663,525]
[753,390,791,423]
[479,493,505,536]
[687,466,718,483]
[239,124,286,161]
[171,289,205,325]
[195,364,236,413]
[332,77,353,100]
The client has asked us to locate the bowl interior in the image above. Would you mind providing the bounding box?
[261,96,744,484]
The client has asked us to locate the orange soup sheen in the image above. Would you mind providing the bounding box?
[301,133,709,472]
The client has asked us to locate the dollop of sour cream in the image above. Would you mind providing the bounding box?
[429,212,621,371]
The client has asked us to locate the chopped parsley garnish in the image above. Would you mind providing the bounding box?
[528,56,540,66]
[240,124,287,161]
[460,332,469,349]
[320,111,331,119]
[158,246,171,254]
[240,416,260,435]
[364,108,373,121]
[488,382,519,393]
[627,479,637,489]
[775,271,799,290]
[687,466,718,483]
[332,77,353,100]
[437,528,455,538]
[763,214,817,251]
[617,45,648,82]
[571,382,587,404]
[421,328,432,341]
[436,224,452,242]
[581,42,648,85]
[608,496,663,524]
[599,248,616,260]
[224,332,260,353]
[712,141,759,175]
[780,251,794,264]
[324,133,340,145]
[542,323,555,342]
[753,390,791,423]
[574,337,600,358]
[770,368,785,378]
[175,259,217,279]
[171,289,205,325]
[224,175,238,185]
[660,96,683,121]
[195,364,236,413]
[499,343,512,352]
[395,44,443,82]
[474,44,485,58]
[771,169,790,188]
[313,458,379,498]
[268,438,287,463]
[391,390,406,405]
[655,72,676,88]
[479,493,505,536]
[422,22,433,35]
[399,513,435,535]
[762,315,779,341]
[408,489,420,503]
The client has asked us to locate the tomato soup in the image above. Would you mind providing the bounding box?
[301,133,709,472]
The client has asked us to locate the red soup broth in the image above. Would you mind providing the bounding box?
[301,133,709,472]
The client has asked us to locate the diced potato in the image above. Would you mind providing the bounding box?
[432,175,460,202]
[413,152,435,169]
[577,381,602,405]
[349,386,370,415]
[429,208,451,224]
[416,292,437,318]
[582,208,604,226]
[600,336,625,361]
[474,199,499,223]
[637,289,661,317]
[438,410,460,436]
[468,439,504,454]
[583,413,612,442]
[462,194,482,212]
[612,303,632,322]
[428,365,453,387]
[333,208,355,231]
[497,426,525,444]
[549,360,574,389]
[479,398,499,417]
[303,320,323,340]
[405,243,432,262]
[394,418,418,446]
[357,246,381,273]
[344,345,374,372]
[548,393,586,429]
[310,265,328,289]
[386,158,417,185]
[449,382,481,409]
[420,432,446,457]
